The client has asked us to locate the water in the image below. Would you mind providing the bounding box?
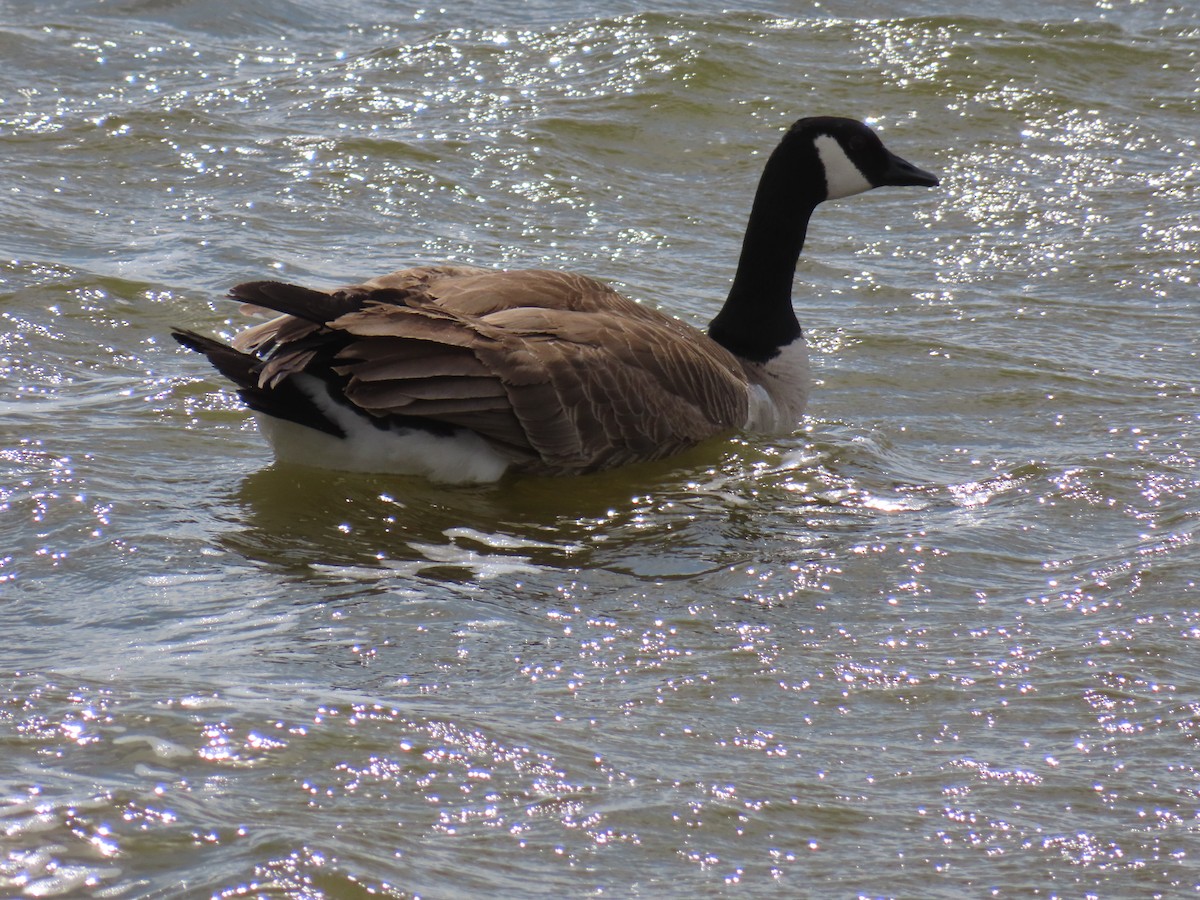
[2,0,1198,896]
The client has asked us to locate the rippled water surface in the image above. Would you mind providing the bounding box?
[2,0,1199,896]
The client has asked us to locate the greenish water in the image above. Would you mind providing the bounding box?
[2,1,1198,896]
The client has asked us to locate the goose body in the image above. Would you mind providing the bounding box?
[173,117,938,483]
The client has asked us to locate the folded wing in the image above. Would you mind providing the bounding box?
[222,266,750,474]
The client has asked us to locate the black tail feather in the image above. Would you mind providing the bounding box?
[172,328,345,438]
[171,328,258,390]
[229,281,365,325]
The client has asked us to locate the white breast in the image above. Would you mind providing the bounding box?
[742,338,811,433]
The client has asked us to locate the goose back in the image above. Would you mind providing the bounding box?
[227,265,751,475]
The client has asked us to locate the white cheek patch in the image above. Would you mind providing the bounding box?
[815,134,873,200]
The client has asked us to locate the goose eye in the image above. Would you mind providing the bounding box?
[844,135,867,155]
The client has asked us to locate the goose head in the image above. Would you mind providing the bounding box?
[709,117,939,365]
[783,116,941,201]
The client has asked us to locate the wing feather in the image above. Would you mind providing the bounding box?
[190,265,751,473]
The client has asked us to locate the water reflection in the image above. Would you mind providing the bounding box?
[5,0,1200,894]
[224,437,798,576]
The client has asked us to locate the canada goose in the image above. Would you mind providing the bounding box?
[173,116,938,483]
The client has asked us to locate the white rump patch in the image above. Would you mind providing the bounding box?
[815,134,873,200]
[254,374,511,484]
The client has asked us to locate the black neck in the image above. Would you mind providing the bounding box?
[707,136,823,363]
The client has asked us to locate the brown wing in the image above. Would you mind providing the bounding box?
[232,266,750,474]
